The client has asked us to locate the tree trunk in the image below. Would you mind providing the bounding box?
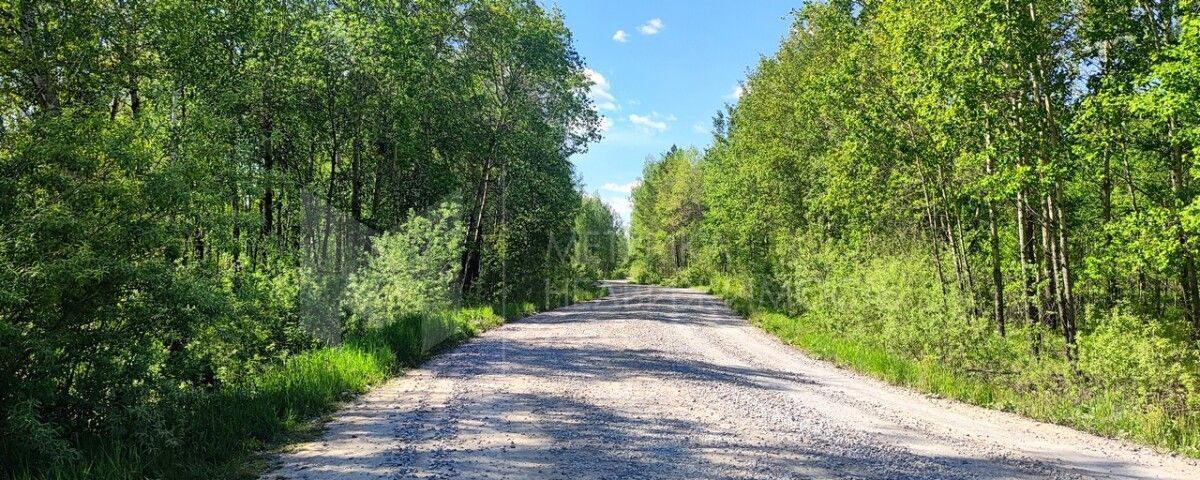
[1101,150,1117,305]
[350,128,364,256]
[1168,125,1200,336]
[351,135,362,221]
[460,158,495,294]
[261,114,274,239]
[1051,186,1077,356]
[1041,194,1061,333]
[371,137,388,225]
[936,173,968,295]
[18,0,60,114]
[985,150,1006,336]
[129,86,140,117]
[322,125,339,267]
[918,172,951,304]
[321,73,340,267]
[193,226,205,262]
[232,187,242,280]
[1016,188,1041,329]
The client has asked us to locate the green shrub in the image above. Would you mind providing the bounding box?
[1078,312,1200,414]
[345,202,465,333]
[667,265,712,287]
[8,305,508,480]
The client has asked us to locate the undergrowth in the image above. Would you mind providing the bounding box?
[702,268,1200,459]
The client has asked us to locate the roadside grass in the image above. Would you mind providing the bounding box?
[10,286,607,480]
[704,281,1200,459]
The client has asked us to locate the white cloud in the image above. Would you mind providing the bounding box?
[637,18,664,35]
[726,84,745,101]
[598,116,613,133]
[602,196,633,226]
[628,113,667,133]
[626,111,676,134]
[612,30,628,42]
[584,68,618,111]
[693,123,707,134]
[601,180,640,194]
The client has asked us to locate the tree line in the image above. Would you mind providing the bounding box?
[630,0,1200,454]
[0,0,620,475]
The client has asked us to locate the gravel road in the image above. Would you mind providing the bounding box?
[264,282,1200,479]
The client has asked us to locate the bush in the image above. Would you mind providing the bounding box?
[771,238,979,361]
[667,265,713,288]
[8,306,506,480]
[1078,312,1200,414]
[345,202,464,332]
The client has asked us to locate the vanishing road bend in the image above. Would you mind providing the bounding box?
[265,282,1200,479]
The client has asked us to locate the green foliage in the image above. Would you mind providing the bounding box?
[771,238,980,361]
[571,194,627,281]
[346,202,465,331]
[628,146,706,284]
[1078,312,1200,414]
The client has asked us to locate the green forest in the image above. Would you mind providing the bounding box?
[630,0,1200,458]
[0,0,625,477]
[8,0,1200,476]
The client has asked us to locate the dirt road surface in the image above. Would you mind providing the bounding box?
[264,282,1200,479]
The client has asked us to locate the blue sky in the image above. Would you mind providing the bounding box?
[550,0,799,225]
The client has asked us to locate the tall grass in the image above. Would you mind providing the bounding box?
[8,287,606,480]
